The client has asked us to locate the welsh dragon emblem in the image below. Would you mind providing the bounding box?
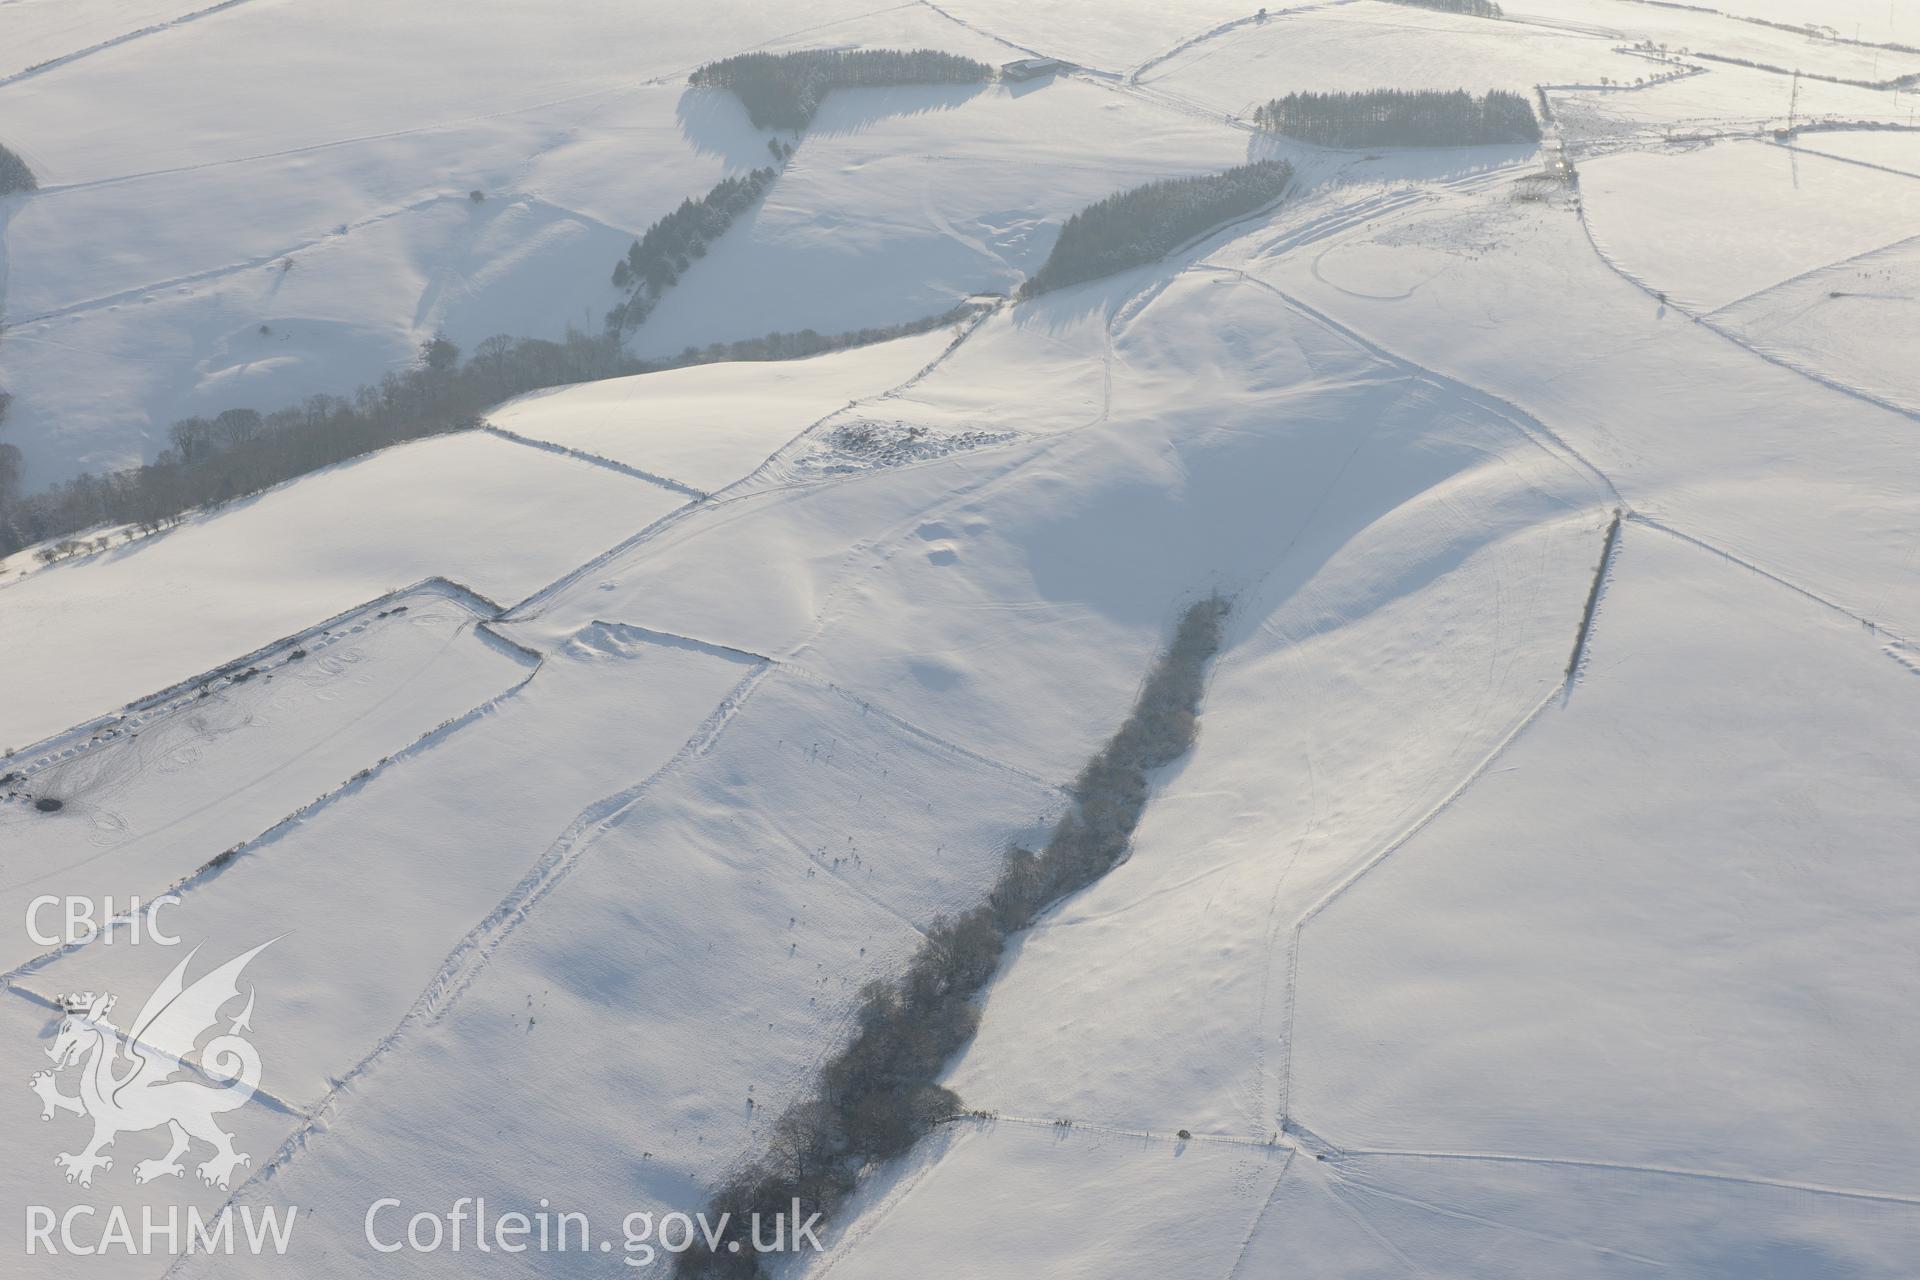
[29,940,274,1191]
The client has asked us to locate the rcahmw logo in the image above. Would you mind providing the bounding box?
[24,938,300,1257]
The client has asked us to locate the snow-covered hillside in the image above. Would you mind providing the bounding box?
[0,0,969,485]
[5,0,1920,1276]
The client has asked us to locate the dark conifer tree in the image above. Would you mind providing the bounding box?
[1022,161,1294,297]
[605,168,778,333]
[0,142,35,195]
[0,306,984,557]
[1251,89,1541,147]
[689,48,994,130]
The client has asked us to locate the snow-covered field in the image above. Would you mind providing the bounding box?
[5,0,1920,1275]
[626,76,1254,358]
[1713,238,1920,413]
[488,328,958,493]
[0,0,221,81]
[0,583,536,966]
[1791,129,1920,177]
[1707,0,1920,47]
[1293,528,1920,1193]
[0,83,761,483]
[1551,59,1915,150]
[0,431,678,748]
[13,631,760,1106]
[1141,1,1641,115]
[0,0,899,484]
[1509,0,1920,84]
[1579,140,1920,311]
